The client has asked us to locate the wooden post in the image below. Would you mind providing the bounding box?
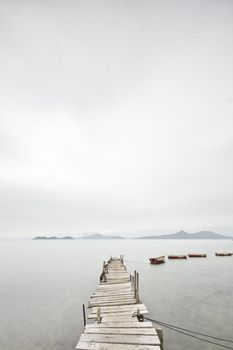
[97,308,101,324]
[155,324,164,350]
[102,261,105,273]
[134,270,137,299]
[82,304,86,327]
[136,272,139,303]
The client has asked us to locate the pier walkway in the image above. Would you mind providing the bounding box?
[76,256,162,350]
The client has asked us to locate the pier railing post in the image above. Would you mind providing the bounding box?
[82,304,86,327]
[102,261,105,273]
[97,307,101,324]
[136,272,139,303]
[134,270,137,299]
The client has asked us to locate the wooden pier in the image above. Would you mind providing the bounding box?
[76,256,162,350]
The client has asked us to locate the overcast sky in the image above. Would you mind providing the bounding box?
[0,0,233,238]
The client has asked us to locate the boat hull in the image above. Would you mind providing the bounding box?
[215,252,232,257]
[149,257,165,264]
[167,255,187,259]
[188,254,207,258]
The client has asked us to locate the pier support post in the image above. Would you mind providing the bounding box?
[155,324,164,350]
[102,261,105,273]
[82,304,86,327]
[97,308,101,324]
[134,270,137,298]
[136,272,139,303]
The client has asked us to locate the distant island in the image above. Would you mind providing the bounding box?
[32,234,125,240]
[33,236,74,240]
[139,230,231,239]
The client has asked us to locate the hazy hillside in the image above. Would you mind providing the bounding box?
[139,230,231,239]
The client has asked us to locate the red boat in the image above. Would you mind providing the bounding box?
[215,252,232,257]
[167,255,187,259]
[188,253,207,258]
[149,256,165,264]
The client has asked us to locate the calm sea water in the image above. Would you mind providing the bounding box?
[0,239,233,350]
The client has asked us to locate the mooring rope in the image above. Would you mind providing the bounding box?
[124,258,233,348]
[144,316,233,349]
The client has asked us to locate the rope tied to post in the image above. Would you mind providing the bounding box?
[132,309,144,322]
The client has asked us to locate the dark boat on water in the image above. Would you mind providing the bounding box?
[149,256,165,264]
[188,253,207,258]
[215,252,232,257]
[167,255,187,259]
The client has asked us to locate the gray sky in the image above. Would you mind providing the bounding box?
[0,0,233,237]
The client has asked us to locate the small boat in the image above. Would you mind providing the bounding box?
[188,253,207,258]
[167,255,187,259]
[149,256,165,264]
[215,252,232,257]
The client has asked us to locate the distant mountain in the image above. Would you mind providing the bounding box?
[32,231,232,240]
[139,230,231,239]
[79,233,125,240]
[33,236,74,240]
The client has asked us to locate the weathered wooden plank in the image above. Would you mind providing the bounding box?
[89,304,137,309]
[90,296,135,302]
[91,304,147,313]
[106,275,129,278]
[106,281,130,284]
[88,310,148,319]
[106,280,130,283]
[92,304,147,312]
[98,283,132,289]
[89,300,136,307]
[106,279,130,282]
[84,328,157,335]
[80,334,160,345]
[96,287,133,292]
[92,293,134,298]
[100,316,143,323]
[90,297,136,301]
[95,289,133,293]
[76,341,161,350]
[85,322,154,328]
[90,296,134,302]
[101,280,130,284]
[92,288,133,293]
[107,272,127,274]
[91,297,134,301]
[85,320,155,329]
[96,283,132,292]
[93,289,133,294]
